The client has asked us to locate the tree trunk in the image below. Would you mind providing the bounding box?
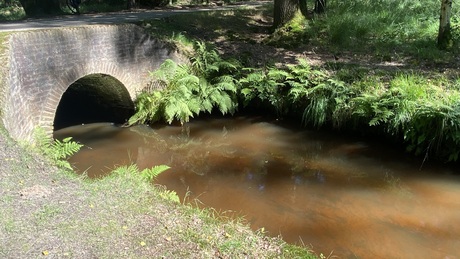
[19,0,62,17]
[314,0,326,14]
[299,0,308,17]
[438,0,453,49]
[273,0,299,28]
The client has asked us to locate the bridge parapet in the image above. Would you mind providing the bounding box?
[2,24,179,141]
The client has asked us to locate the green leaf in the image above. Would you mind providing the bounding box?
[140,165,171,182]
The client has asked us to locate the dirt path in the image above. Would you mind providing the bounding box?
[0,1,270,32]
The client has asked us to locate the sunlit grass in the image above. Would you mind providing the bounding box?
[268,0,459,62]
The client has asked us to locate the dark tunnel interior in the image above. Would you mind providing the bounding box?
[53,74,135,130]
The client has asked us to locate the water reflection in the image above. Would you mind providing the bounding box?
[54,116,460,258]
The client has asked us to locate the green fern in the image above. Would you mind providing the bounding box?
[129,42,239,126]
[112,164,171,182]
[190,41,240,79]
[285,61,351,128]
[140,164,171,182]
[128,91,164,125]
[239,67,289,116]
[34,128,83,170]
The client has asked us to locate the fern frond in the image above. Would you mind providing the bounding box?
[34,128,83,170]
[140,165,171,182]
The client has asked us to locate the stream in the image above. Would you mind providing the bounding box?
[54,116,460,258]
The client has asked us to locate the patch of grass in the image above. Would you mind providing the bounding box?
[268,11,310,48]
[267,0,459,63]
[283,243,318,259]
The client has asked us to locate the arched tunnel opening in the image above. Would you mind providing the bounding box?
[53,74,135,130]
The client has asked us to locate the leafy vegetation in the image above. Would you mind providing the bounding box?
[131,38,460,162]
[128,1,460,163]
[34,128,83,170]
[0,1,25,21]
[109,164,180,203]
[250,63,460,162]
[128,42,239,126]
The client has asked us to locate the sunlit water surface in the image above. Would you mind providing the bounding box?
[54,116,460,258]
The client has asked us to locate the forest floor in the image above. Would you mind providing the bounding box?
[149,2,459,77]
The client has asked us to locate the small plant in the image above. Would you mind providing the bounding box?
[34,128,83,170]
[111,163,170,181]
[140,164,171,181]
[110,164,179,203]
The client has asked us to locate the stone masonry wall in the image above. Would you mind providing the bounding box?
[3,24,179,141]
[0,33,11,124]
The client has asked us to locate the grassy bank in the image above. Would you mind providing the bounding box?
[0,126,316,258]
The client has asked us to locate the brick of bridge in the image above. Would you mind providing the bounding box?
[2,24,180,142]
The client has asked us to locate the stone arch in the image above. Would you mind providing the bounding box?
[2,24,182,142]
[53,73,134,130]
[41,64,137,133]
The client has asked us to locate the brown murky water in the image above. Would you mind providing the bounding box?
[54,116,460,258]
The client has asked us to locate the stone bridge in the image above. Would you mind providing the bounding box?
[0,24,180,142]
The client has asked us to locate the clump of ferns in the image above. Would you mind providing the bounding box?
[287,59,354,128]
[129,41,239,126]
[239,65,292,116]
[350,74,460,162]
[239,58,354,124]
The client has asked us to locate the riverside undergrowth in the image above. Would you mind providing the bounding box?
[130,41,460,163]
[128,41,239,126]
